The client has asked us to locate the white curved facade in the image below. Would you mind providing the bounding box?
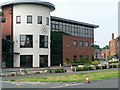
[13,4,53,67]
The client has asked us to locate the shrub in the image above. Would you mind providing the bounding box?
[91,61,100,66]
[102,65,107,69]
[10,80,15,82]
[10,72,16,76]
[109,61,118,64]
[109,65,113,68]
[73,66,90,72]
[83,66,89,71]
[47,68,66,73]
[113,65,118,68]
[89,66,95,70]
[71,58,90,66]
[71,63,79,66]
[77,67,84,71]
[34,72,40,74]
[54,68,66,73]
[96,66,101,70]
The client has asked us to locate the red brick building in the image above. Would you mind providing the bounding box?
[109,33,119,58]
[51,16,99,66]
[63,35,94,63]
[101,49,110,61]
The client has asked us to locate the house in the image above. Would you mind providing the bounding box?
[109,33,119,59]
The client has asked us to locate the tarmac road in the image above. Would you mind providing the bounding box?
[1,78,119,88]
[1,68,119,89]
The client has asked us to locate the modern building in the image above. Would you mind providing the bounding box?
[109,33,119,59]
[1,0,55,68]
[1,0,99,68]
[51,16,99,66]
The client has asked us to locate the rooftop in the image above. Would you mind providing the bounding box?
[51,16,99,28]
[0,0,55,11]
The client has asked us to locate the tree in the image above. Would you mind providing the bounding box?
[102,45,109,50]
[94,45,102,51]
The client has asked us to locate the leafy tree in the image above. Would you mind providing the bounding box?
[102,45,109,50]
[94,44,102,51]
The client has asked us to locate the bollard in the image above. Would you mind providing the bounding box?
[86,76,90,83]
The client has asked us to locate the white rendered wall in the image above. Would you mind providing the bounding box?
[13,4,51,67]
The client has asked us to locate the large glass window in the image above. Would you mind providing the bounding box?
[20,35,33,48]
[39,55,48,67]
[27,15,32,23]
[59,22,63,31]
[74,25,78,36]
[20,55,33,68]
[51,24,55,29]
[63,23,66,33]
[51,20,94,38]
[16,16,21,24]
[38,16,42,24]
[71,24,75,36]
[40,35,48,48]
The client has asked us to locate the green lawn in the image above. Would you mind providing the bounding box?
[10,70,119,82]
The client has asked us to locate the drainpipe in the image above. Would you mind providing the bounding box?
[0,7,2,68]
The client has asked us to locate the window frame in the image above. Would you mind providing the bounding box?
[37,16,42,24]
[16,16,21,24]
[39,35,48,48]
[85,41,89,47]
[20,55,33,68]
[73,40,77,47]
[39,55,48,67]
[20,35,33,48]
[27,15,32,24]
[46,17,49,25]
[80,41,83,47]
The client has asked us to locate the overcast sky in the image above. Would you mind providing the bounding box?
[0,0,119,48]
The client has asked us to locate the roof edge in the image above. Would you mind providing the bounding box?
[0,0,55,11]
[51,16,99,28]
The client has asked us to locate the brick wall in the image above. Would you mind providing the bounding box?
[2,6,13,40]
[63,35,94,63]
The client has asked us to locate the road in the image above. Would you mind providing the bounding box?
[1,68,119,89]
[2,68,118,81]
[1,78,118,88]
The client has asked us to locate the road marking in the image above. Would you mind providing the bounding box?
[51,83,85,88]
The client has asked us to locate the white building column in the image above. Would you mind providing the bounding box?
[33,54,39,67]
[14,55,20,67]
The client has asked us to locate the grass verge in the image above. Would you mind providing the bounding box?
[10,70,119,82]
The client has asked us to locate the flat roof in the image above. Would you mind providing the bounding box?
[51,16,99,28]
[0,0,55,11]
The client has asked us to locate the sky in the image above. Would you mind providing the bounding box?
[0,0,119,48]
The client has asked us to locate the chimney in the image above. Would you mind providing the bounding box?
[112,33,114,39]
